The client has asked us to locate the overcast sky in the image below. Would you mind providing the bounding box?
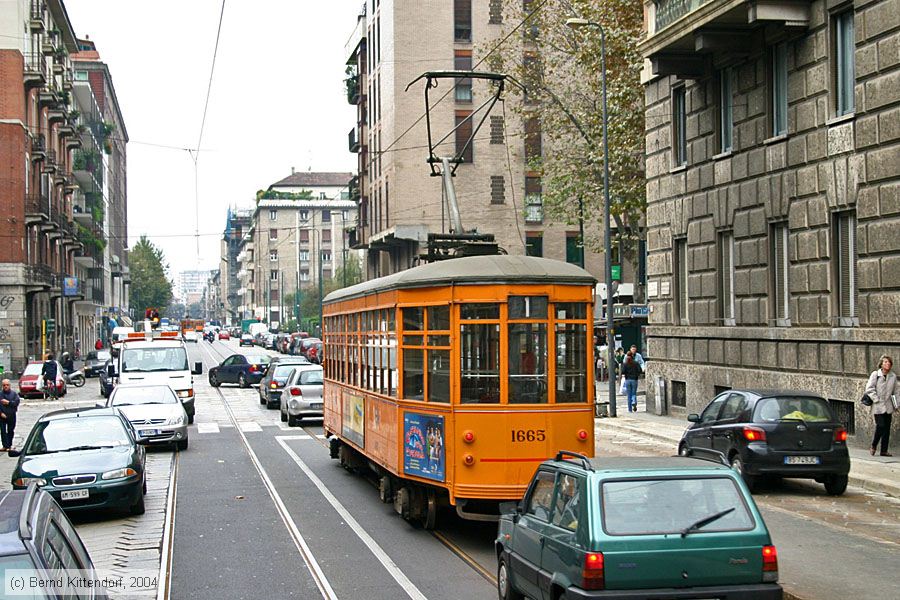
[66,0,359,279]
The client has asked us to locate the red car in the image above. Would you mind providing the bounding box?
[217,330,231,341]
[18,361,66,398]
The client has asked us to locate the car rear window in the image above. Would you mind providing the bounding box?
[754,396,834,423]
[23,363,43,375]
[246,355,271,364]
[601,477,755,536]
[273,365,297,379]
[299,370,323,385]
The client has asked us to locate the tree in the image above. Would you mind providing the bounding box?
[490,0,645,294]
[128,236,173,314]
[283,257,364,329]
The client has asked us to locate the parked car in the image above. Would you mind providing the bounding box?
[253,332,268,347]
[239,333,254,347]
[10,407,147,515]
[289,332,310,355]
[297,338,322,361]
[18,361,66,399]
[217,330,231,341]
[83,350,112,378]
[275,333,293,354]
[0,484,110,599]
[99,358,116,398]
[208,354,271,388]
[678,390,850,494]
[280,365,324,426]
[496,454,782,600]
[258,357,310,409]
[106,384,189,451]
[305,341,322,364]
[183,330,200,343]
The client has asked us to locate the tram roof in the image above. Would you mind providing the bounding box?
[324,255,596,304]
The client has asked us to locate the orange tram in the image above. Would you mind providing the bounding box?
[322,255,596,528]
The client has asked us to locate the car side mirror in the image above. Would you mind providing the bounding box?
[193,362,203,375]
[107,364,115,377]
[687,413,700,423]
[7,450,21,457]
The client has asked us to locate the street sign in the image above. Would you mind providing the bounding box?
[611,264,621,281]
[45,318,56,334]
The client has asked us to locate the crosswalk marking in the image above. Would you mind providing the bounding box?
[239,422,263,432]
[196,423,220,434]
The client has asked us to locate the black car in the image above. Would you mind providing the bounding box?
[83,349,112,377]
[10,407,148,515]
[239,333,254,347]
[678,390,851,494]
[258,357,310,409]
[99,358,116,398]
[0,484,109,599]
[208,354,271,388]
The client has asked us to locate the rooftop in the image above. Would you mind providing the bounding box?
[270,172,353,189]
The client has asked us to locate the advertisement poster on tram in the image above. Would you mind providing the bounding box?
[343,394,365,447]
[403,412,445,482]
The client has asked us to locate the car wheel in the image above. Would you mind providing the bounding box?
[280,409,287,422]
[824,474,848,496]
[259,391,266,405]
[678,442,691,457]
[730,455,757,492]
[288,414,299,427]
[142,477,147,495]
[188,414,194,425]
[176,439,189,451]
[266,400,278,410]
[129,492,146,516]
[209,373,220,387]
[239,373,248,388]
[497,558,523,600]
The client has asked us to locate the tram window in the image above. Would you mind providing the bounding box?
[460,303,499,320]
[428,334,450,347]
[509,296,548,320]
[508,323,548,404]
[556,323,587,403]
[555,303,587,320]
[388,308,396,330]
[403,335,424,346]
[427,305,451,330]
[428,350,451,403]
[403,307,424,331]
[460,324,500,404]
[387,333,398,396]
[403,349,425,400]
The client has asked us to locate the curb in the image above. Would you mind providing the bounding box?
[596,418,900,499]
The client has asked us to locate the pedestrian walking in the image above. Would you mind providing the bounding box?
[629,345,646,371]
[621,351,642,413]
[865,355,900,457]
[95,338,103,351]
[614,347,625,378]
[0,378,20,452]
[41,353,58,400]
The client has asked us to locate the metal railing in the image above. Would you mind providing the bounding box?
[26,264,54,287]
[24,50,47,79]
[25,192,49,216]
[654,0,714,31]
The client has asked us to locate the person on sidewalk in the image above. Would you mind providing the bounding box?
[95,338,103,351]
[621,351,642,413]
[865,355,900,457]
[0,378,20,452]
[629,345,645,372]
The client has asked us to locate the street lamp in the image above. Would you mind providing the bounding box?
[566,17,617,417]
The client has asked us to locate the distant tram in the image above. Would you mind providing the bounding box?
[322,255,596,528]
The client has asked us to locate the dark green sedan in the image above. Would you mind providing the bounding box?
[497,454,782,600]
[10,407,147,516]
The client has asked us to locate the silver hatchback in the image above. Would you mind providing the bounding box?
[107,384,189,450]
[280,365,324,427]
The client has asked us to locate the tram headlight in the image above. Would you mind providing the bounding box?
[577,429,589,441]
[463,454,475,466]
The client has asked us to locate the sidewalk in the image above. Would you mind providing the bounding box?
[595,388,900,498]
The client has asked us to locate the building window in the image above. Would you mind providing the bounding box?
[565,232,583,267]
[772,42,788,136]
[270,290,280,302]
[770,223,790,324]
[269,228,278,241]
[717,231,735,324]
[455,51,473,102]
[524,116,541,163]
[300,270,310,282]
[269,209,277,221]
[490,116,504,144]
[671,380,687,407]
[300,209,309,221]
[674,238,688,324]
[323,269,332,279]
[524,176,542,223]
[269,250,278,262]
[489,0,502,24]
[525,233,543,257]
[833,211,857,324]
[299,229,309,243]
[454,0,471,41]
[299,250,309,262]
[342,210,349,221]
[672,85,687,166]
[323,229,332,243]
[455,111,473,163]
[719,68,733,152]
[322,209,331,223]
[321,251,332,263]
[490,175,505,204]
[522,53,540,105]
[270,270,278,281]
[835,11,855,116]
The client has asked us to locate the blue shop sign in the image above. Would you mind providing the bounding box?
[62,277,79,296]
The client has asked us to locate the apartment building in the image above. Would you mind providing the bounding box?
[220,207,252,325]
[0,0,128,370]
[640,0,900,442]
[235,171,357,325]
[345,0,603,280]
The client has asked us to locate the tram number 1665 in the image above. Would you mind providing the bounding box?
[511,429,546,442]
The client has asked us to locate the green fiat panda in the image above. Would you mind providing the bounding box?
[496,453,782,599]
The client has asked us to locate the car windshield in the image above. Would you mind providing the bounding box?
[299,370,323,385]
[273,365,297,380]
[111,386,178,406]
[601,477,754,536]
[25,416,131,454]
[122,347,189,372]
[22,363,43,376]
[246,356,271,365]
[754,396,834,423]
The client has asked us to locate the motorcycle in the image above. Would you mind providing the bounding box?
[63,368,86,388]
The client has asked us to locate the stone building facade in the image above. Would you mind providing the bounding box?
[640,0,900,446]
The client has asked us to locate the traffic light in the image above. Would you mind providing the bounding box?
[44,318,56,334]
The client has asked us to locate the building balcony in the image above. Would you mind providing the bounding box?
[348,126,360,152]
[30,134,46,161]
[640,0,812,78]
[346,73,360,104]
[24,51,47,88]
[25,264,54,290]
[30,1,46,32]
[38,88,58,108]
[25,192,51,225]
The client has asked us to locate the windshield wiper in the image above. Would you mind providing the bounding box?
[681,507,735,537]
[59,445,116,453]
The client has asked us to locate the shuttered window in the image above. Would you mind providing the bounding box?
[524,116,542,162]
[489,0,502,24]
[490,116,504,144]
[672,86,687,166]
[834,212,857,323]
[454,0,471,42]
[771,223,789,323]
[718,232,735,323]
[675,238,688,324]
[719,68,733,152]
[455,111,473,162]
[772,42,788,136]
[490,175,505,204]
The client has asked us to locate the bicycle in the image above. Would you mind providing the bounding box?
[42,379,59,401]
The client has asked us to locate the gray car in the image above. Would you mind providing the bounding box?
[83,350,112,377]
[106,384,189,450]
[258,356,311,409]
[280,365,324,427]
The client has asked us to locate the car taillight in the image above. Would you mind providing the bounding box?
[582,552,604,590]
[762,545,778,581]
[834,427,848,442]
[270,382,278,389]
[249,365,259,373]
[289,387,302,396]
[742,427,766,442]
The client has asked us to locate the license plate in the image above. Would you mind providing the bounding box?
[310,403,323,409]
[61,489,89,501]
[785,456,820,465]
[140,429,160,437]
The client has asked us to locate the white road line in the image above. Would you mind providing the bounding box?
[196,423,220,434]
[276,437,429,600]
[156,452,178,600]
[239,422,262,432]
[276,434,326,440]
